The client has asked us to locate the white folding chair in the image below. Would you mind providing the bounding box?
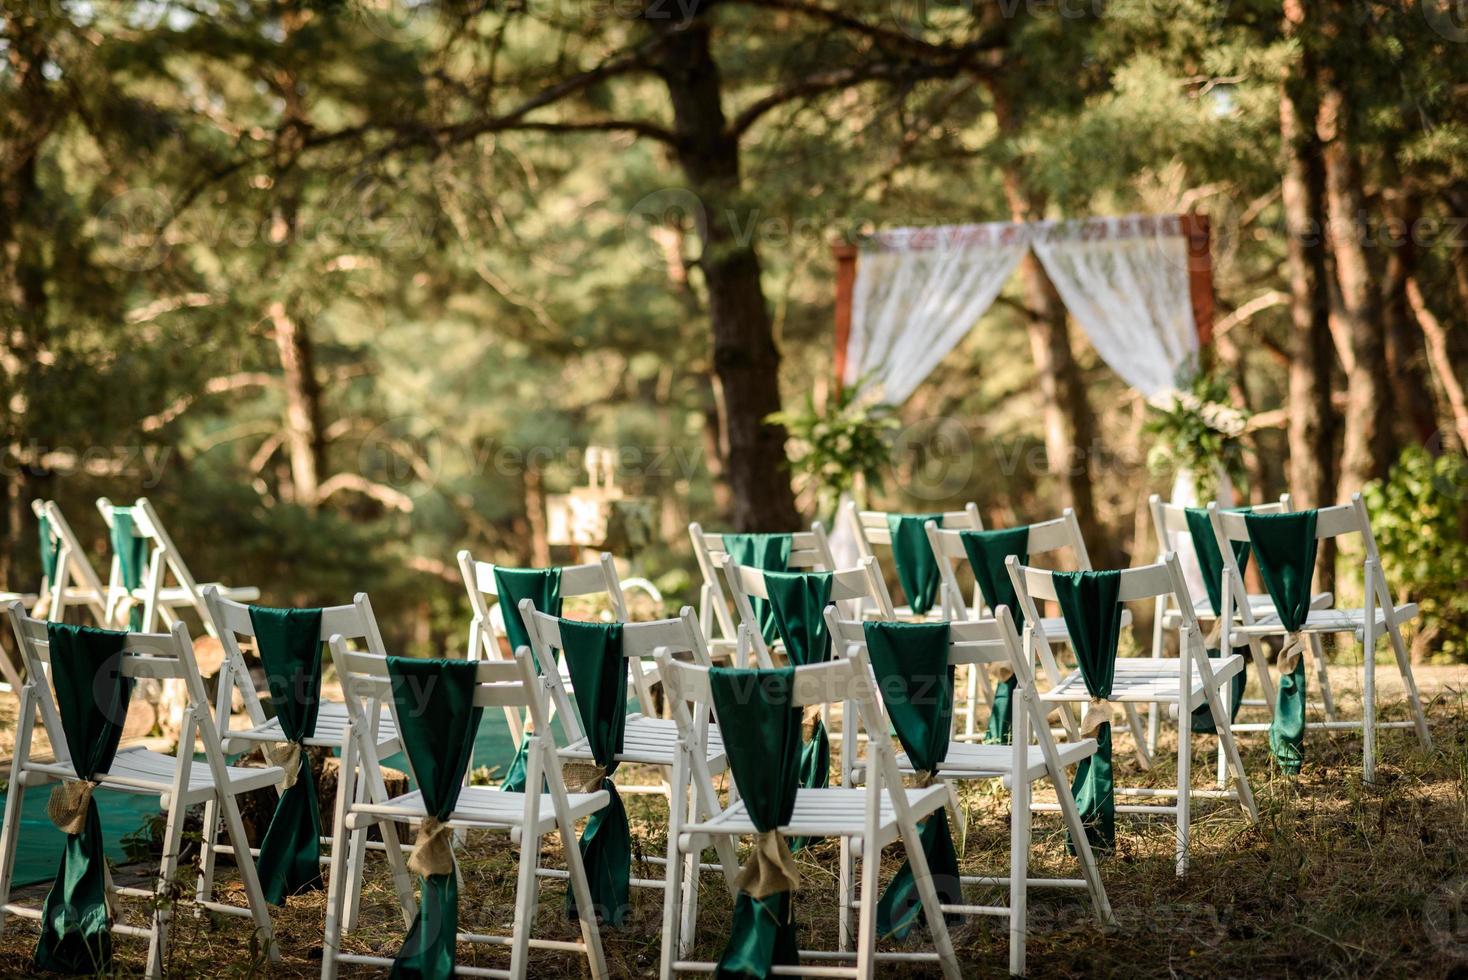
[456,550,627,777]
[97,497,260,634]
[1146,494,1337,751]
[1209,495,1434,782]
[826,606,1115,976]
[521,602,740,945]
[0,603,281,977]
[656,652,962,980]
[722,558,895,670]
[321,644,609,979]
[28,500,109,626]
[926,511,1142,752]
[842,500,982,619]
[687,521,835,662]
[1007,555,1259,875]
[199,586,405,930]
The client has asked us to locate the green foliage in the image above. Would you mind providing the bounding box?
[1362,447,1468,662]
[1143,369,1250,501]
[767,386,898,519]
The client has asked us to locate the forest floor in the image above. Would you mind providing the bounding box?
[0,660,1464,978]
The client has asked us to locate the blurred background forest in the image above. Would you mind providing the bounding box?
[3,0,1467,660]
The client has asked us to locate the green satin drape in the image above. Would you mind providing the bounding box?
[723,534,793,644]
[492,566,563,793]
[35,623,133,975]
[959,527,1029,745]
[107,509,149,631]
[39,513,60,586]
[249,605,326,905]
[708,667,803,980]
[385,657,484,980]
[1244,510,1319,775]
[863,621,962,939]
[763,570,834,793]
[1184,508,1250,734]
[1053,570,1123,855]
[885,514,944,616]
[558,619,631,926]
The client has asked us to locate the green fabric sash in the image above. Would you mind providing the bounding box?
[107,509,149,631]
[885,514,944,616]
[708,667,803,980]
[723,533,793,644]
[959,527,1029,745]
[39,513,60,586]
[863,622,962,939]
[1053,570,1123,855]
[558,619,631,926]
[1244,510,1319,775]
[386,657,484,980]
[249,605,326,905]
[35,623,133,975]
[492,566,563,793]
[1184,508,1250,734]
[763,570,834,793]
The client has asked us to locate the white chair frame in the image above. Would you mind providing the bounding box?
[926,511,1144,754]
[522,602,740,951]
[1145,494,1337,753]
[1007,555,1260,875]
[97,497,260,635]
[655,650,962,980]
[1209,495,1433,782]
[687,521,835,662]
[30,499,110,626]
[321,643,609,980]
[200,586,406,932]
[456,549,627,776]
[722,557,894,670]
[826,605,1115,976]
[842,500,983,620]
[0,603,281,977]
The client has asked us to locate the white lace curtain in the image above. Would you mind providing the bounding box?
[842,215,1199,406]
[1030,215,1198,399]
[843,223,1030,404]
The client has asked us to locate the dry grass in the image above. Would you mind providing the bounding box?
[1,665,1466,978]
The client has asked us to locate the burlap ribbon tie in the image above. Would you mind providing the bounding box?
[563,761,612,794]
[1204,619,1224,651]
[408,816,456,878]
[1277,632,1306,674]
[914,769,940,789]
[48,779,100,835]
[988,663,1014,684]
[803,705,823,740]
[261,740,303,789]
[1079,697,1115,738]
[734,830,801,900]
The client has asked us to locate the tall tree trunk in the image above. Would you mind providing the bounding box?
[992,89,1105,556]
[268,299,325,506]
[0,15,55,592]
[1319,79,1393,497]
[650,14,800,532]
[1281,0,1338,588]
[1380,192,1438,448]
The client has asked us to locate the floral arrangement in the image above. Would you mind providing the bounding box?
[1143,369,1250,501]
[767,382,898,517]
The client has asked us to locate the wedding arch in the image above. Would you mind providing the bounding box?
[830,214,1215,405]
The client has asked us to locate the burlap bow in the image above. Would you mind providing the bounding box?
[989,663,1014,684]
[803,704,823,740]
[408,815,456,878]
[735,830,801,900]
[1277,632,1306,674]
[913,769,940,789]
[563,761,612,794]
[261,741,303,789]
[48,779,99,835]
[1079,697,1116,738]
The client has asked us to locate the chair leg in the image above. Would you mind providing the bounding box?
[854,835,880,980]
[963,663,980,739]
[1009,769,1031,976]
[1175,701,1192,878]
[838,836,855,951]
[508,824,542,980]
[1246,637,1277,716]
[217,787,279,962]
[1382,614,1433,751]
[1209,682,1259,822]
[1309,634,1337,721]
[559,819,608,980]
[378,815,417,927]
[0,722,30,938]
[321,736,356,980]
[193,798,221,907]
[659,816,685,980]
[1123,703,1152,770]
[146,797,189,979]
[343,767,371,933]
[678,786,701,955]
[1147,600,1166,755]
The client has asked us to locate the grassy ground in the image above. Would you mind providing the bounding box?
[1,662,1465,978]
